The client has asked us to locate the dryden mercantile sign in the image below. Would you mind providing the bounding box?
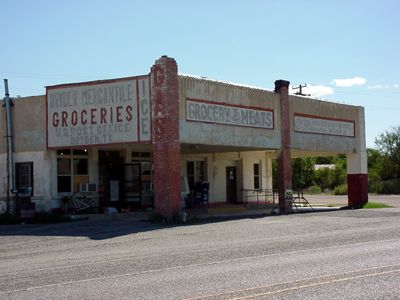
[186,99,274,129]
[47,77,151,148]
[294,113,355,137]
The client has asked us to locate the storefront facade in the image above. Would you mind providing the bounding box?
[0,56,368,217]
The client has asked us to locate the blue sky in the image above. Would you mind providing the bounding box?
[1,0,399,148]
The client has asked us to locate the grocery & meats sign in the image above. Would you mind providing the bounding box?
[186,98,274,129]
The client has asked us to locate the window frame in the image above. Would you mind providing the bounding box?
[57,149,89,194]
[186,160,207,189]
[15,162,34,195]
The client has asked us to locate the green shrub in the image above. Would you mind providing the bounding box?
[314,168,331,191]
[309,185,322,194]
[334,184,348,195]
[380,179,400,194]
[368,179,400,194]
[369,180,383,193]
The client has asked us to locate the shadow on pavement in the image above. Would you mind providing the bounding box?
[0,207,347,240]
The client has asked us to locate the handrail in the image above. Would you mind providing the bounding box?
[241,189,314,212]
[292,190,315,212]
[240,189,279,206]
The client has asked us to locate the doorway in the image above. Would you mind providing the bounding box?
[226,166,237,203]
[98,151,124,209]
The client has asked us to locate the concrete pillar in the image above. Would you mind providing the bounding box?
[150,56,181,219]
[88,148,99,187]
[236,157,244,203]
[275,80,292,213]
[347,107,368,208]
[265,152,273,191]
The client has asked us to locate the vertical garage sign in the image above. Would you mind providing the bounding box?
[46,76,151,148]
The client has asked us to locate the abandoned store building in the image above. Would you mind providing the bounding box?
[0,56,368,217]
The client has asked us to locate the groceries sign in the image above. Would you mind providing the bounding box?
[46,77,151,148]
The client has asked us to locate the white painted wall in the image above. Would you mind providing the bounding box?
[290,95,363,154]
[179,75,281,149]
[50,148,102,209]
[181,151,273,204]
[179,75,366,157]
[347,107,368,174]
[0,154,8,201]
[0,151,51,212]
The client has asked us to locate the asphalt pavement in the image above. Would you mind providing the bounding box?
[0,197,399,299]
[306,194,400,208]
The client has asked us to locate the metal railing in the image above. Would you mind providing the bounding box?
[241,189,314,212]
[291,190,315,212]
[241,189,279,206]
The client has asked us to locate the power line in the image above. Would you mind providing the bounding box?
[292,83,311,96]
[0,71,97,80]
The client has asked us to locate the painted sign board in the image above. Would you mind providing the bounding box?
[46,76,151,148]
[186,99,274,129]
[294,113,355,137]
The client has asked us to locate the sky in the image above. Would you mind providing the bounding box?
[1,0,399,148]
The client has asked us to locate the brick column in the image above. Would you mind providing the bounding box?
[347,107,368,208]
[150,56,181,219]
[275,80,292,213]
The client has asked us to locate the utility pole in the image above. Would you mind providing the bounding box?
[292,83,311,96]
[3,79,15,214]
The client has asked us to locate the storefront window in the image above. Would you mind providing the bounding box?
[132,151,152,161]
[57,149,89,193]
[73,159,88,175]
[73,149,88,156]
[15,162,34,195]
[187,161,195,189]
[254,163,261,189]
[57,158,71,174]
[187,160,207,189]
[57,149,71,155]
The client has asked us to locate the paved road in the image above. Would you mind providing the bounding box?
[306,194,400,208]
[1,206,400,299]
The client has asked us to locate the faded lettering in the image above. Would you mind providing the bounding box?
[47,78,151,147]
[294,115,355,137]
[186,100,273,129]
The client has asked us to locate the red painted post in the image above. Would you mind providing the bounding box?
[347,174,368,208]
[275,80,292,213]
[150,56,181,219]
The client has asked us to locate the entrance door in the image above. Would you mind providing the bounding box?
[226,166,237,203]
[98,151,124,208]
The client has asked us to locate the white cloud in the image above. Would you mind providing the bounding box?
[367,84,383,89]
[306,85,334,97]
[291,84,334,98]
[331,76,366,87]
[368,84,399,89]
